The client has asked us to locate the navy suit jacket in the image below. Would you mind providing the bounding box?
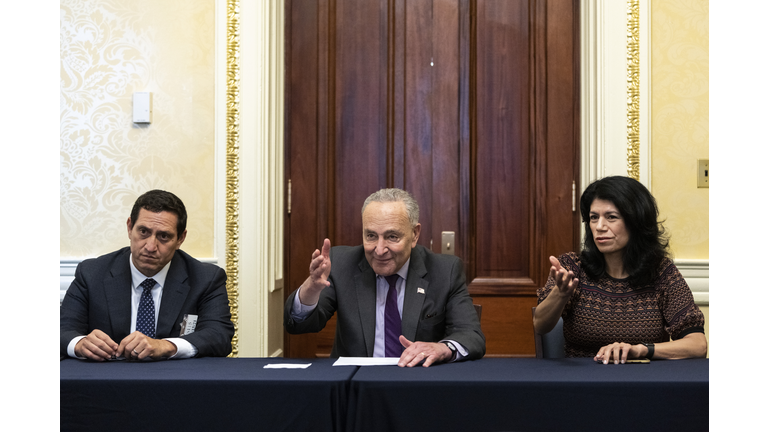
[60,247,234,358]
[284,244,485,359]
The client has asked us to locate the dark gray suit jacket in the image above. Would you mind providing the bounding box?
[284,244,485,359]
[60,247,234,358]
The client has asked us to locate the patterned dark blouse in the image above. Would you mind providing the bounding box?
[537,252,705,358]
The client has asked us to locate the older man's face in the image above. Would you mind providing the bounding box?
[127,208,187,277]
[362,201,420,276]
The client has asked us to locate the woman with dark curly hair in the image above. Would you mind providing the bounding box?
[533,176,707,363]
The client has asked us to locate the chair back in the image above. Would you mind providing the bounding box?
[531,307,565,359]
[473,304,482,322]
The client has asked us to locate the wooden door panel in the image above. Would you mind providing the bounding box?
[478,296,538,357]
[396,0,465,254]
[469,0,579,297]
[542,0,582,260]
[424,0,464,254]
[333,0,388,247]
[285,0,324,359]
[285,0,579,359]
[402,0,435,245]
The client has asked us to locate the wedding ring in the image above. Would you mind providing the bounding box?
[132,349,139,356]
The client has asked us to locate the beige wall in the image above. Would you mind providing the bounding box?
[650,0,709,260]
[651,0,709,355]
[60,0,215,258]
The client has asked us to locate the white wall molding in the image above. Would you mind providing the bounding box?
[63,257,708,305]
[639,0,651,189]
[231,0,285,357]
[60,258,219,304]
[675,259,709,306]
[63,258,707,307]
[580,0,651,190]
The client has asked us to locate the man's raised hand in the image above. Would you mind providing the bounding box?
[299,238,332,305]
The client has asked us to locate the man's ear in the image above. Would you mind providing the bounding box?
[411,223,421,246]
[127,217,133,236]
[176,230,188,249]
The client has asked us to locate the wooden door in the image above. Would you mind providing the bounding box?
[284,0,580,359]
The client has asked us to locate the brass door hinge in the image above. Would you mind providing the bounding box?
[287,179,292,214]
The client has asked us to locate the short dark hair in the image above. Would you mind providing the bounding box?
[130,190,187,236]
[579,176,669,286]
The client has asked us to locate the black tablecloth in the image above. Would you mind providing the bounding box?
[347,358,709,432]
[62,357,708,432]
[60,358,356,432]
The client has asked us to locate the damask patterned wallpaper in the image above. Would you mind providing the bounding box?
[60,0,215,258]
[651,0,709,259]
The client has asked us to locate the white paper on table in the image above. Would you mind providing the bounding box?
[333,357,400,366]
[263,363,312,369]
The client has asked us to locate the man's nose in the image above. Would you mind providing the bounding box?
[144,236,158,251]
[374,238,388,255]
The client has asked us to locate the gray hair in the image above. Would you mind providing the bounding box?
[362,188,420,228]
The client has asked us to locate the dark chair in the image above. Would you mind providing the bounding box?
[532,307,565,359]
[473,304,482,322]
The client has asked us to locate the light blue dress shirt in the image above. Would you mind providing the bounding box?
[291,258,467,360]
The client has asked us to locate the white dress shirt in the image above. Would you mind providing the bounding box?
[66,255,198,359]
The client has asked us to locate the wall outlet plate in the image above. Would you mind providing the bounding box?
[441,231,455,255]
[697,159,708,188]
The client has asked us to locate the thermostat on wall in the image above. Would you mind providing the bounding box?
[133,92,152,124]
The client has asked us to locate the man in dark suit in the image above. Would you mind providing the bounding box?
[60,190,234,360]
[285,188,485,367]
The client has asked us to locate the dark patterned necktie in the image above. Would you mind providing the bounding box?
[384,274,403,357]
[136,278,157,338]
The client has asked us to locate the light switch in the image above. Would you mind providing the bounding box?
[697,159,708,188]
[133,92,152,124]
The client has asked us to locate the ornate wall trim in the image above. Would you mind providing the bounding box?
[627,0,640,180]
[225,0,241,357]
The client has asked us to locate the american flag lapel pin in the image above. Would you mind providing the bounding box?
[417,287,425,294]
